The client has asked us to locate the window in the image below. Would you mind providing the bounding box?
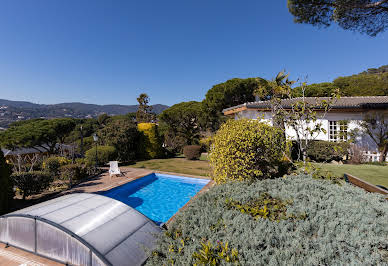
[328,121,348,142]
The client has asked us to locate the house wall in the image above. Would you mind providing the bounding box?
[234,109,387,161]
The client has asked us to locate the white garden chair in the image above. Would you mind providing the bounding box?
[109,161,122,177]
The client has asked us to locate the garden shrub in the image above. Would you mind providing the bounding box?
[138,123,164,159]
[183,145,202,160]
[85,145,117,166]
[209,119,287,183]
[11,171,53,200]
[43,156,71,177]
[306,140,349,162]
[0,150,13,214]
[60,164,87,183]
[348,144,366,164]
[147,175,388,265]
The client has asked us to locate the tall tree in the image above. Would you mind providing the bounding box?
[97,114,111,127]
[159,101,203,151]
[98,119,139,162]
[255,72,295,136]
[202,78,266,131]
[256,72,340,166]
[288,0,388,36]
[0,118,76,153]
[136,93,153,123]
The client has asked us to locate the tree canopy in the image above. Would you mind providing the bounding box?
[136,93,153,123]
[293,67,388,97]
[0,118,77,153]
[98,118,139,162]
[202,78,266,131]
[288,0,388,36]
[159,101,203,150]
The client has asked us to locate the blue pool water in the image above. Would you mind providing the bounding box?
[100,173,209,225]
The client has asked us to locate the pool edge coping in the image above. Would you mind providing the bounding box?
[96,170,154,192]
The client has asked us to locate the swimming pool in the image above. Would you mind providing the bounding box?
[100,173,210,225]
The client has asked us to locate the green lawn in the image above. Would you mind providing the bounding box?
[316,163,388,187]
[125,157,211,177]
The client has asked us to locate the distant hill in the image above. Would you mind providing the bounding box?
[361,65,388,75]
[293,65,388,97]
[0,99,169,128]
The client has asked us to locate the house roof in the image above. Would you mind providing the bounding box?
[1,143,74,157]
[1,146,47,157]
[223,96,388,115]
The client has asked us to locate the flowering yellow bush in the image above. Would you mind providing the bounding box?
[137,123,164,159]
[209,119,287,183]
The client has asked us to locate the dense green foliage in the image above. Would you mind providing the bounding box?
[43,156,71,177]
[209,119,287,183]
[305,141,349,162]
[183,145,202,160]
[159,101,203,152]
[202,78,265,131]
[0,118,77,153]
[137,123,164,159]
[98,119,139,162]
[362,65,388,75]
[85,145,117,166]
[11,171,53,200]
[65,119,99,154]
[287,0,388,36]
[147,175,388,265]
[293,69,388,97]
[0,150,12,214]
[60,164,89,184]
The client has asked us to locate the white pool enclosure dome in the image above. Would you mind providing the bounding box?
[0,193,162,266]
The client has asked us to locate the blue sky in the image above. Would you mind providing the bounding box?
[0,0,387,106]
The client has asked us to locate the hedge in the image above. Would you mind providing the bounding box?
[306,140,350,162]
[43,156,71,177]
[183,145,202,160]
[138,123,164,159]
[85,145,117,166]
[147,175,388,265]
[209,119,288,183]
[11,171,53,200]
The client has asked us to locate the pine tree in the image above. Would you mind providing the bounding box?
[136,93,153,123]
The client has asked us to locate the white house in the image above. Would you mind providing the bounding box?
[223,96,388,162]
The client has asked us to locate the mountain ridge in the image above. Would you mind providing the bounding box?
[0,99,169,128]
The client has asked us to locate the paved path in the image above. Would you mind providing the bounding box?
[61,167,153,194]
